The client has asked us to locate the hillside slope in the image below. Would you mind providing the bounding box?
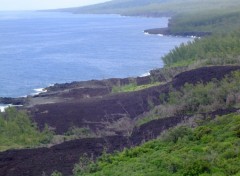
[1,66,240,176]
[60,0,240,34]
[76,113,240,176]
[62,0,240,15]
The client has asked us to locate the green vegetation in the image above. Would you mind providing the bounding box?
[137,71,240,125]
[0,108,53,151]
[47,126,98,146]
[162,31,240,67]
[0,108,108,151]
[65,126,95,138]
[74,113,240,176]
[167,72,240,113]
[112,82,161,93]
[51,171,63,176]
[169,11,240,34]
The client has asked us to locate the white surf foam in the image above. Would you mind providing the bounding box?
[0,104,12,112]
[140,72,150,77]
[32,88,47,95]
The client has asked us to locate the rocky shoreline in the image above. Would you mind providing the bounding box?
[0,66,182,108]
[144,27,212,37]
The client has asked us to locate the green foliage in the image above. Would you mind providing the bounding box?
[136,114,157,126]
[162,126,194,143]
[49,127,96,146]
[51,171,63,176]
[74,113,240,176]
[166,71,240,114]
[65,126,94,138]
[112,82,161,93]
[136,71,240,125]
[163,31,240,67]
[73,153,95,175]
[169,11,240,34]
[0,107,54,151]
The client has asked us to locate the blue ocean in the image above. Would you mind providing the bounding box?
[0,11,191,97]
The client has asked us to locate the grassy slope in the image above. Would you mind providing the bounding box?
[75,113,240,176]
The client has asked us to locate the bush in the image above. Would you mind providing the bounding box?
[0,107,54,151]
[73,153,96,175]
[166,71,240,114]
[162,31,240,67]
[183,159,211,176]
[51,171,63,176]
[65,126,94,138]
[73,114,240,176]
[136,71,240,126]
[162,126,193,143]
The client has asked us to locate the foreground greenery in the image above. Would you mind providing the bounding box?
[162,31,240,67]
[73,113,240,176]
[0,108,53,151]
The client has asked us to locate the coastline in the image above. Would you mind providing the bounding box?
[0,72,156,107]
[1,2,240,175]
[144,27,212,37]
[0,27,193,103]
[0,64,188,108]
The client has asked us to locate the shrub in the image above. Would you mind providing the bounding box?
[162,126,193,143]
[183,159,211,176]
[51,171,63,176]
[0,107,54,151]
[65,126,94,138]
[136,71,240,126]
[162,31,240,67]
[73,114,240,176]
[73,153,96,175]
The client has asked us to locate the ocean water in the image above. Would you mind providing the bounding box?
[0,11,191,97]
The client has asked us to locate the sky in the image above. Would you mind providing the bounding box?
[0,0,110,11]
